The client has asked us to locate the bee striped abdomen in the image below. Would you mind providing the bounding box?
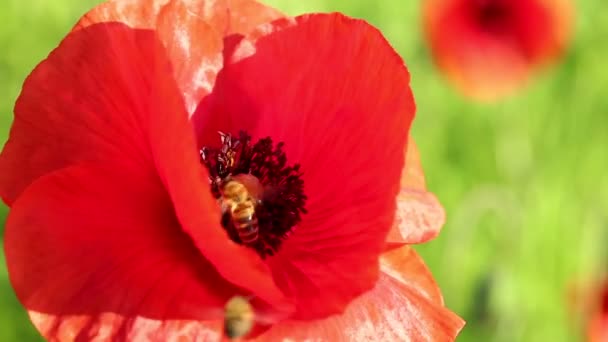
[220,180,260,245]
[233,202,259,244]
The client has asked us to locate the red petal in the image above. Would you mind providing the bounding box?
[400,137,427,190]
[222,0,284,34]
[387,137,446,245]
[379,246,445,305]
[77,0,282,36]
[0,22,289,319]
[74,0,282,114]
[197,13,414,318]
[0,23,175,205]
[423,0,574,101]
[155,1,224,114]
[29,312,222,342]
[4,162,232,340]
[256,271,464,341]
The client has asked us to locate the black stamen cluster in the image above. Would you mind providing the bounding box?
[200,131,307,257]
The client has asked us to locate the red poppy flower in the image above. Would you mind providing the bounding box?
[0,0,463,340]
[569,277,608,342]
[423,0,574,101]
[588,284,608,342]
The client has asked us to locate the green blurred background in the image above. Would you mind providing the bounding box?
[1,0,606,341]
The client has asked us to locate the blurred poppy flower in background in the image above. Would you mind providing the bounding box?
[0,0,463,340]
[588,283,608,342]
[569,276,608,342]
[423,0,574,102]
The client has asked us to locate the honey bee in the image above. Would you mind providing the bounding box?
[223,296,255,340]
[219,174,263,245]
[222,295,291,340]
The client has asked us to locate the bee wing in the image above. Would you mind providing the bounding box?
[250,299,292,326]
[253,311,289,325]
[184,295,291,327]
[218,131,228,143]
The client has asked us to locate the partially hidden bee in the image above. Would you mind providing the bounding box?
[223,296,255,340]
[219,174,263,245]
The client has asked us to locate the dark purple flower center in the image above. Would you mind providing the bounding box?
[201,131,307,258]
[473,0,512,33]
